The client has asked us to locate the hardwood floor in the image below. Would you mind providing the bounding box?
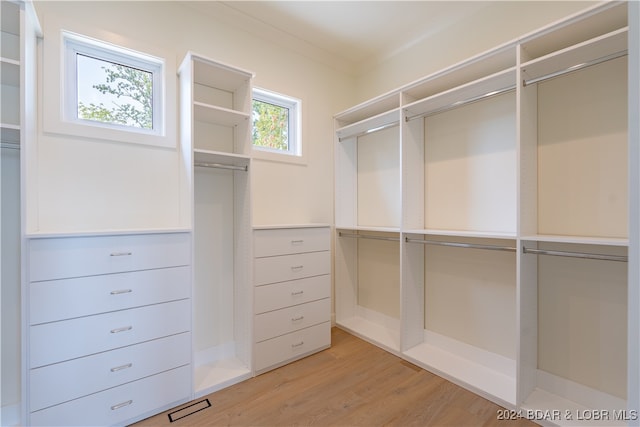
[133,328,535,427]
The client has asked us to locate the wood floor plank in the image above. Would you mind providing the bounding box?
[132,328,536,427]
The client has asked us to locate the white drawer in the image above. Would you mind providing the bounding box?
[30,299,190,368]
[255,298,330,342]
[29,365,191,427]
[254,321,330,372]
[254,251,330,286]
[254,227,330,258]
[30,332,190,412]
[254,275,330,314]
[30,266,190,324]
[29,232,190,282]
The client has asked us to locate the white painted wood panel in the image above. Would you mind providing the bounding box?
[29,266,190,324]
[357,126,400,228]
[29,332,190,411]
[30,299,190,368]
[254,274,330,314]
[253,322,331,372]
[254,226,329,258]
[253,251,330,286]
[424,91,516,234]
[537,56,627,238]
[254,298,331,342]
[29,365,191,427]
[29,233,190,282]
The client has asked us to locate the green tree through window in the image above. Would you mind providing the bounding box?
[77,55,153,129]
[252,99,289,151]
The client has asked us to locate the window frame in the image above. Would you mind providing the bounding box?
[251,87,303,163]
[42,28,175,148]
[64,33,162,134]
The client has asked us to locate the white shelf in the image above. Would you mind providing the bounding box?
[336,225,400,234]
[522,27,627,85]
[1,125,20,144]
[404,335,516,407]
[336,314,400,354]
[191,53,253,93]
[1,59,19,86]
[193,101,250,127]
[522,386,626,427]
[403,67,516,119]
[335,92,400,127]
[335,108,400,142]
[193,358,252,398]
[193,149,250,168]
[520,234,628,247]
[404,229,516,240]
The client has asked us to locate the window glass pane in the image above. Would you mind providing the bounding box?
[76,54,153,129]
[252,99,289,151]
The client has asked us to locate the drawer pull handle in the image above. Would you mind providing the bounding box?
[110,251,133,257]
[110,326,133,334]
[110,363,133,372]
[111,400,133,411]
[291,290,304,296]
[291,240,304,244]
[291,265,304,271]
[110,289,133,295]
[291,341,304,348]
[291,316,304,322]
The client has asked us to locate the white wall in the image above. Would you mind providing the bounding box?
[355,1,596,103]
[31,0,354,231]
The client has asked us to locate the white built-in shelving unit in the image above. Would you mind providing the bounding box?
[2,1,39,425]
[178,52,254,398]
[335,2,635,424]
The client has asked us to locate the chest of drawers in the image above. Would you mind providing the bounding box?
[253,225,331,374]
[26,232,192,426]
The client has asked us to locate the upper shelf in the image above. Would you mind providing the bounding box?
[335,108,400,142]
[521,27,627,86]
[403,67,516,120]
[190,53,253,93]
[335,92,400,129]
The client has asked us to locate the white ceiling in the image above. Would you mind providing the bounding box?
[185,1,492,75]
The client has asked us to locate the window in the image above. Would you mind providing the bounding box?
[252,88,301,157]
[63,31,164,137]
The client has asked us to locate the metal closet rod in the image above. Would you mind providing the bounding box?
[1,141,20,150]
[522,247,627,262]
[405,237,516,253]
[405,84,516,122]
[337,121,399,142]
[338,231,400,242]
[522,49,627,87]
[194,162,248,172]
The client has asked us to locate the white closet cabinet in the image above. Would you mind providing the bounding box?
[253,225,331,374]
[335,2,634,424]
[1,1,38,425]
[24,232,192,426]
[179,52,254,397]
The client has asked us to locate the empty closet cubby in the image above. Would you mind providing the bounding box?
[179,53,254,397]
[1,0,21,145]
[335,230,401,352]
[517,4,629,420]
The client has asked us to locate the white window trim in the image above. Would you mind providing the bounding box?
[42,27,176,148]
[251,87,306,165]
